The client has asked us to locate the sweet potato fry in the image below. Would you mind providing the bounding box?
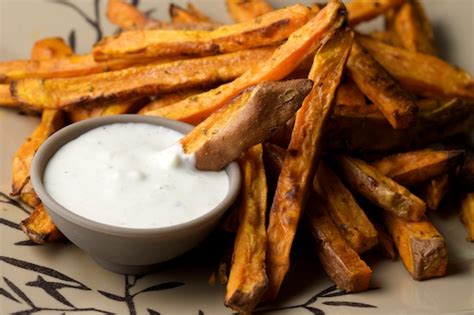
[0,84,17,107]
[307,194,372,292]
[146,1,347,124]
[373,223,396,260]
[348,42,417,129]
[20,204,64,244]
[19,181,42,208]
[225,144,268,314]
[107,0,156,30]
[357,35,474,100]
[181,79,313,171]
[372,149,464,186]
[347,0,404,25]
[265,27,353,301]
[383,213,447,280]
[138,89,203,115]
[385,0,436,55]
[170,3,211,23]
[93,4,310,61]
[30,37,74,61]
[226,0,273,23]
[417,174,449,210]
[460,193,474,241]
[68,98,149,122]
[315,161,378,254]
[13,48,274,110]
[337,155,426,221]
[335,77,367,108]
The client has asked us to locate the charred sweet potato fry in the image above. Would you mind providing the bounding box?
[337,155,426,221]
[315,161,378,254]
[307,194,372,292]
[107,0,156,30]
[138,89,203,115]
[225,144,268,314]
[20,204,64,244]
[68,98,149,122]
[13,48,274,110]
[373,223,396,260]
[383,213,447,280]
[460,193,474,241]
[265,27,353,301]
[93,4,310,61]
[226,0,273,23]
[347,0,404,25]
[357,35,474,100]
[147,1,347,125]
[372,149,464,186]
[417,174,449,210]
[348,42,417,129]
[170,3,211,23]
[181,79,312,171]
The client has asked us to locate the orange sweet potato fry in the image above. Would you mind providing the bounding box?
[181,79,313,171]
[460,193,474,241]
[170,3,211,23]
[30,37,74,60]
[12,48,274,110]
[347,0,404,25]
[93,4,310,61]
[0,84,17,107]
[138,89,203,115]
[335,77,367,108]
[417,174,449,210]
[307,194,372,292]
[265,26,353,301]
[19,181,42,208]
[20,204,64,244]
[383,213,447,280]
[226,0,273,23]
[337,155,426,221]
[357,35,474,100]
[225,144,268,314]
[68,98,149,122]
[372,148,464,186]
[146,1,347,124]
[107,0,156,30]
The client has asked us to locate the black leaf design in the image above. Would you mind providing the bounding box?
[138,282,184,294]
[0,218,21,230]
[14,240,40,246]
[318,290,348,298]
[3,277,34,307]
[0,192,30,214]
[198,311,204,315]
[316,284,339,297]
[304,306,325,315]
[26,275,79,307]
[322,301,377,308]
[68,29,76,52]
[147,309,160,315]
[0,287,20,303]
[0,256,89,290]
[98,290,126,301]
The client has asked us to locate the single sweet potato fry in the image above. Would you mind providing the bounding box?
[146,1,347,124]
[348,42,417,129]
[357,35,474,100]
[372,148,464,186]
[226,0,273,23]
[315,161,378,254]
[335,77,367,108]
[170,3,211,23]
[460,193,474,241]
[19,181,42,208]
[68,98,149,122]
[20,204,64,244]
[373,222,396,260]
[265,27,353,301]
[417,174,449,210]
[93,4,310,60]
[307,194,372,292]
[383,213,447,280]
[337,155,426,221]
[30,37,74,60]
[12,48,274,110]
[181,79,313,171]
[138,89,203,115]
[107,0,156,30]
[225,144,268,314]
[347,0,404,25]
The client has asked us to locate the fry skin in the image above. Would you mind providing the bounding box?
[460,193,474,241]
[225,144,268,314]
[93,4,310,60]
[337,155,426,221]
[347,0,404,25]
[307,194,372,292]
[315,161,378,254]
[372,148,464,186]
[226,0,273,23]
[265,27,353,302]
[146,1,347,125]
[107,0,156,30]
[383,213,447,280]
[417,174,449,210]
[170,3,211,23]
[13,48,274,110]
[181,79,313,171]
[20,204,64,244]
[357,35,474,100]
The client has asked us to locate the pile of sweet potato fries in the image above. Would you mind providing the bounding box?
[2,0,474,313]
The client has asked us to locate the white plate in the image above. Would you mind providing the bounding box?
[1,1,473,314]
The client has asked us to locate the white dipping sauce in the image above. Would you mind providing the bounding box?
[44,123,229,229]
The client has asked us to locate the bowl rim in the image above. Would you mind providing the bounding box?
[31,114,241,237]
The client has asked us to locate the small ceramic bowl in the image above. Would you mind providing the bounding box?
[31,115,240,274]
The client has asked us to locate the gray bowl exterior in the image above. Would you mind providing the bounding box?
[31,115,240,274]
